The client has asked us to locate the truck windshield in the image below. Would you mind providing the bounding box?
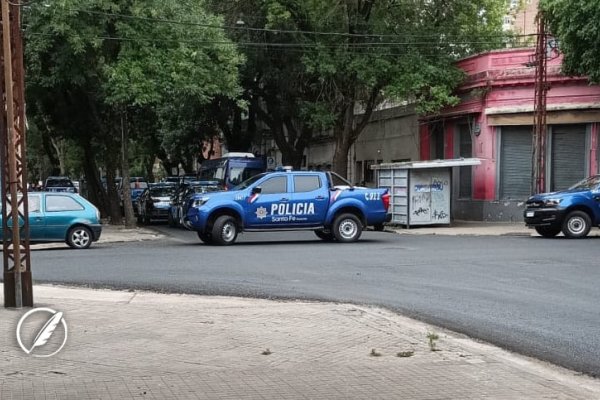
[233,173,268,190]
[568,176,600,190]
[199,166,226,186]
[229,167,264,186]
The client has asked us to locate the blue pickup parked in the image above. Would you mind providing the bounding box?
[184,170,391,245]
[524,175,600,238]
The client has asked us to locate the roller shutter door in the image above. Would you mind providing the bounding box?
[550,125,586,191]
[500,126,532,200]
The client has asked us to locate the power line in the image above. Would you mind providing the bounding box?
[24,31,510,60]
[20,5,537,42]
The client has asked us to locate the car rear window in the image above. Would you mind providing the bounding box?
[46,179,74,187]
[149,187,176,197]
[46,195,84,212]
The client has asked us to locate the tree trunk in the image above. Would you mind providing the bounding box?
[121,113,137,228]
[80,140,108,216]
[50,137,67,175]
[332,131,351,178]
[105,168,123,225]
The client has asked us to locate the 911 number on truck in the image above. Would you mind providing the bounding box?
[184,171,391,245]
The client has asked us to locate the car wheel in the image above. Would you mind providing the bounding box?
[534,226,561,238]
[332,213,362,243]
[561,211,591,238]
[67,226,93,249]
[197,231,213,244]
[314,229,335,241]
[211,215,238,245]
[168,213,175,227]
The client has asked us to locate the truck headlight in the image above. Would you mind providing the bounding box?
[544,198,562,206]
[192,197,210,207]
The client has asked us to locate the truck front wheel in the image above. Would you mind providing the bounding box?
[212,215,238,245]
[197,231,213,244]
[534,226,561,238]
[314,229,335,241]
[333,213,362,243]
[561,211,591,239]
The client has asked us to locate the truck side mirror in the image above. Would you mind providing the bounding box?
[252,186,262,194]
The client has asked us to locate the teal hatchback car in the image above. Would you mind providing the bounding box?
[0,192,102,249]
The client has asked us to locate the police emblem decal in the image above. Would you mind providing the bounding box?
[255,206,268,219]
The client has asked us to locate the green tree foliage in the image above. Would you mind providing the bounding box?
[212,0,508,175]
[24,0,243,219]
[541,0,600,83]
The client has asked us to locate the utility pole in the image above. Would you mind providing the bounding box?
[1,0,32,308]
[531,12,548,195]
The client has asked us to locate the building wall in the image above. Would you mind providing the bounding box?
[305,105,419,185]
[420,48,600,221]
[512,0,539,36]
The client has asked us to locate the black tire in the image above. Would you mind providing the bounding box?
[211,215,238,245]
[137,213,143,224]
[66,226,93,249]
[197,231,213,244]
[561,211,591,238]
[314,229,335,241]
[168,212,175,227]
[534,226,561,238]
[332,213,362,243]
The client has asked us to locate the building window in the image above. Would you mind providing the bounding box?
[430,123,444,160]
[458,123,473,199]
[363,160,375,184]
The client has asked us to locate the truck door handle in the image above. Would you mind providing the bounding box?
[280,198,289,201]
[315,196,326,200]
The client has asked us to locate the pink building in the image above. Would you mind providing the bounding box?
[419,48,600,221]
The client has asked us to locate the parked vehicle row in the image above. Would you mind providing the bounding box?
[136,183,177,224]
[168,180,221,227]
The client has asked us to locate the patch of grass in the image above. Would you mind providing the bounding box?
[261,348,272,355]
[370,348,382,357]
[396,351,414,358]
[427,332,440,352]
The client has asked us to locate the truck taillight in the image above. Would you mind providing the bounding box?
[382,193,390,211]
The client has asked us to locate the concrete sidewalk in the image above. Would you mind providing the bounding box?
[1,285,599,399]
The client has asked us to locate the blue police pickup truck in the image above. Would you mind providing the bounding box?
[524,175,600,238]
[184,170,391,245]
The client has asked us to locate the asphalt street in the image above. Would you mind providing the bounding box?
[16,226,600,377]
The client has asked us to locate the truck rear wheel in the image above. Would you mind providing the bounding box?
[561,211,591,238]
[333,213,362,243]
[211,215,238,245]
[534,226,561,238]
